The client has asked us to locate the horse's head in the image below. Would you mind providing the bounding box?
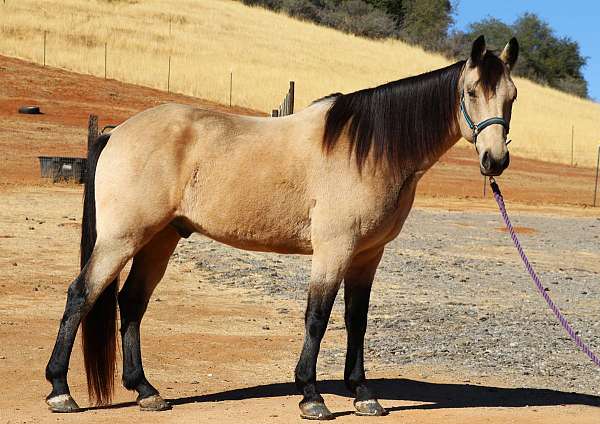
[459,35,519,176]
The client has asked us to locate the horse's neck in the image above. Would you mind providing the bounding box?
[413,125,462,174]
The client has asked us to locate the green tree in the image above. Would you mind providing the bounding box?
[364,0,405,28]
[317,0,397,38]
[514,13,587,97]
[400,0,454,51]
[240,1,588,97]
[449,13,588,98]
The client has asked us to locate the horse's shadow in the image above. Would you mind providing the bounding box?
[165,378,600,415]
[86,378,600,414]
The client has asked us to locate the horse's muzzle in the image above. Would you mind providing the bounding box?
[480,150,510,176]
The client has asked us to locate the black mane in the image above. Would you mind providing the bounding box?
[312,92,342,104]
[322,54,507,176]
[322,61,465,175]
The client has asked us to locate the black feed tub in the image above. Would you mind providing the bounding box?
[38,156,87,183]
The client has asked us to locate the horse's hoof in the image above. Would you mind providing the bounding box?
[46,394,80,413]
[299,401,334,420]
[354,399,387,416]
[137,394,171,411]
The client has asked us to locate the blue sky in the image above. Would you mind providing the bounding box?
[453,0,600,101]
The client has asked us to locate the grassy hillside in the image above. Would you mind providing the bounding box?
[1,0,599,166]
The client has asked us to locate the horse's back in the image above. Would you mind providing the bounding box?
[180,104,331,253]
[94,103,327,253]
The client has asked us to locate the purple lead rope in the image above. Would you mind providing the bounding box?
[489,178,600,368]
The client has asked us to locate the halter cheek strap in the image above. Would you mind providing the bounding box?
[460,93,510,145]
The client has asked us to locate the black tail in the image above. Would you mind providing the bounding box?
[80,133,117,405]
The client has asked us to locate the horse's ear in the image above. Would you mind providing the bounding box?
[500,37,519,70]
[469,35,486,67]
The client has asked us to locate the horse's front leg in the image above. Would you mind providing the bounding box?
[295,238,354,420]
[344,248,387,416]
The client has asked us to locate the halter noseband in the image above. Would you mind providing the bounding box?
[460,92,510,146]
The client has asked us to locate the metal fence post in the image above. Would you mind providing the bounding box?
[594,145,600,207]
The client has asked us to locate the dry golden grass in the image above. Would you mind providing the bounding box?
[1,0,600,166]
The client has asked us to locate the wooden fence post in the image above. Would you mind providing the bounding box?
[87,115,98,151]
[571,125,574,166]
[272,81,296,117]
[167,56,171,93]
[43,31,47,66]
[104,42,107,79]
[288,81,295,114]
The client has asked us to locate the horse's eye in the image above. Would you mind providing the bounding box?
[468,90,477,98]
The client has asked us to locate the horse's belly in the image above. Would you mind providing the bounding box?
[190,213,313,254]
[181,183,313,254]
[197,227,313,254]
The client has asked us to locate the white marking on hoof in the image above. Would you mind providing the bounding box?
[46,394,80,413]
[138,394,171,411]
[354,399,387,416]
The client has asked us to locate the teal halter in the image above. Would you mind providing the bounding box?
[460,92,510,145]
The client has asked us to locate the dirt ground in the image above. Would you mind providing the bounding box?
[1,56,600,423]
[2,187,600,424]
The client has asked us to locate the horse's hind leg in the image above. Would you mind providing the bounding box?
[344,248,387,416]
[45,238,139,412]
[118,226,180,411]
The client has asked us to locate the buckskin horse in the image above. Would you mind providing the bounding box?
[46,36,518,419]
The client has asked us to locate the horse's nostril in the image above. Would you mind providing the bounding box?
[482,151,491,170]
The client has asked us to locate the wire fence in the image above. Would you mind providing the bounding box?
[24,28,597,165]
[28,28,250,109]
[35,78,296,186]
[13,15,599,205]
[38,156,86,183]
